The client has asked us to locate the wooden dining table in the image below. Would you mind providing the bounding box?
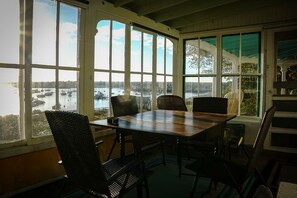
[90,110,236,159]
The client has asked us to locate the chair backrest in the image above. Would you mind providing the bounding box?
[192,97,228,114]
[247,106,276,173]
[157,95,188,111]
[45,111,111,197]
[111,95,139,117]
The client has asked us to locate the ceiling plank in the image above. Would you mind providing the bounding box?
[112,0,134,7]
[137,0,190,16]
[154,0,238,23]
[169,0,282,29]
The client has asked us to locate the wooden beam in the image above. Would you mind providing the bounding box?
[155,0,238,23]
[169,0,282,29]
[137,0,190,16]
[112,0,134,7]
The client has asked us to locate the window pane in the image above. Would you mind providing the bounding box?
[131,74,141,96]
[0,68,22,143]
[59,3,79,67]
[112,21,125,71]
[94,72,109,119]
[184,77,198,110]
[221,76,240,97]
[142,75,152,111]
[0,0,19,64]
[111,73,124,96]
[222,34,240,74]
[143,33,153,73]
[156,75,164,96]
[59,70,78,112]
[222,76,240,114]
[185,39,198,74]
[200,37,216,74]
[166,76,173,94]
[199,77,215,97]
[95,20,110,70]
[131,29,141,72]
[32,0,57,65]
[157,36,165,74]
[166,39,173,75]
[32,68,55,137]
[241,76,260,116]
[241,33,260,74]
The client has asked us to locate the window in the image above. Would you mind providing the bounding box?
[184,33,261,116]
[0,0,81,145]
[94,20,174,119]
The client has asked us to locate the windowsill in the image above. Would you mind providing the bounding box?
[0,140,57,159]
[227,115,262,124]
[0,128,115,160]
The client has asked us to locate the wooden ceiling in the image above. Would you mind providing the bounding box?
[102,0,297,34]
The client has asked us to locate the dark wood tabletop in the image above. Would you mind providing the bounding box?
[90,110,236,138]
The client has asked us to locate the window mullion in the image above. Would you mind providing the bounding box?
[216,35,222,96]
[24,0,33,141]
[125,23,131,95]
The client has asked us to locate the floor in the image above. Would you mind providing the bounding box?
[9,148,297,198]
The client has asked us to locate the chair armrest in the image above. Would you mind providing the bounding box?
[95,140,104,147]
[58,160,63,165]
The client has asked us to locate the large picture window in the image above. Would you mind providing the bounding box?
[0,0,81,145]
[94,20,174,119]
[184,32,261,116]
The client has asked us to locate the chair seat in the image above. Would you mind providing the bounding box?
[103,155,145,198]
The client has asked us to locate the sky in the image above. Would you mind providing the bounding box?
[0,0,173,84]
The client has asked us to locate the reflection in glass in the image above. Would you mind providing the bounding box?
[222,34,240,74]
[185,39,199,75]
[185,37,216,75]
[199,37,216,74]
[241,76,260,116]
[241,33,260,74]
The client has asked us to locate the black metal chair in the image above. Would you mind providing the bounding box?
[45,110,150,198]
[109,95,166,166]
[177,97,228,177]
[185,106,276,198]
[157,95,188,111]
[107,95,138,160]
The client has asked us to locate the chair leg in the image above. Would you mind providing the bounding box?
[107,137,118,160]
[161,140,166,166]
[189,174,199,198]
[177,138,182,177]
[137,183,143,198]
[144,178,150,198]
